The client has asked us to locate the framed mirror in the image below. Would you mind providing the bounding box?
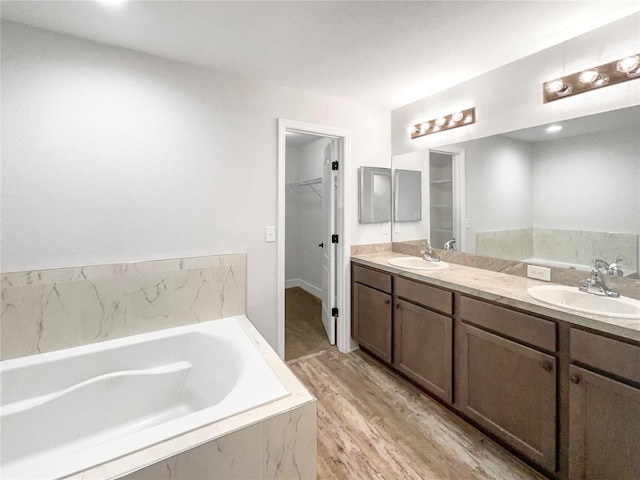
[391,105,640,278]
[359,166,391,223]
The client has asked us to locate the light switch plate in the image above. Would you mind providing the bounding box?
[527,265,551,282]
[265,226,276,242]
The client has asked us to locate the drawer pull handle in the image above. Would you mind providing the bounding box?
[570,375,581,384]
[542,361,553,372]
[384,299,390,304]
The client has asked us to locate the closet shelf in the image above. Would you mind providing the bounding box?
[286,177,322,198]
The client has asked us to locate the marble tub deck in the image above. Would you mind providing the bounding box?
[289,348,545,480]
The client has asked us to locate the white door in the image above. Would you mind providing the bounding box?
[321,141,337,345]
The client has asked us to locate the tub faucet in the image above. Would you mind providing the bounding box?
[420,240,440,262]
[444,238,456,251]
[578,268,619,298]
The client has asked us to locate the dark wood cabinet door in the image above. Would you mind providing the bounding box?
[569,365,640,480]
[353,282,392,363]
[393,299,452,403]
[459,323,557,472]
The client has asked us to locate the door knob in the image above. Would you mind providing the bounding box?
[318,242,324,248]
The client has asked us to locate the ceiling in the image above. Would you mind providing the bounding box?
[2,1,639,110]
[501,105,640,143]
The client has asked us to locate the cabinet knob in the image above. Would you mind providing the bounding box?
[384,299,390,304]
[542,361,553,372]
[395,304,400,309]
[570,375,581,384]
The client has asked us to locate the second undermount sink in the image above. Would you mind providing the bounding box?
[387,257,448,270]
[527,285,640,319]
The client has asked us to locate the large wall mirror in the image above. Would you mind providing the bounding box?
[391,105,640,278]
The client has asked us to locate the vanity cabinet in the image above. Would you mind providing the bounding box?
[393,278,453,403]
[350,259,640,480]
[458,296,557,473]
[568,329,640,480]
[352,265,393,363]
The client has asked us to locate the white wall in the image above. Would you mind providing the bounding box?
[391,12,640,156]
[285,138,329,296]
[455,136,533,253]
[0,21,391,348]
[532,126,639,233]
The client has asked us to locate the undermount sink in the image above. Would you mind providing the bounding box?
[527,285,640,319]
[387,257,448,270]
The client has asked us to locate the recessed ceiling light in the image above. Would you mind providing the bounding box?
[545,125,563,133]
[98,0,127,8]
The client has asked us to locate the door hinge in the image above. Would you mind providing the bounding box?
[332,161,339,171]
[332,307,339,317]
[331,234,339,243]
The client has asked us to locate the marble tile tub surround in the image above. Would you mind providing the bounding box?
[1,253,246,360]
[121,402,317,480]
[353,252,640,342]
[391,240,640,300]
[476,228,638,274]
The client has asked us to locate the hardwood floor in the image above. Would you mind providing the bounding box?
[285,287,331,361]
[288,348,546,480]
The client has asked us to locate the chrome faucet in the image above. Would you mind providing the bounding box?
[578,268,620,298]
[420,240,440,262]
[444,238,456,251]
[594,257,624,277]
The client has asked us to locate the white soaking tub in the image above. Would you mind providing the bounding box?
[0,316,294,479]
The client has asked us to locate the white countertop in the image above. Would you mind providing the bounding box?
[352,252,640,343]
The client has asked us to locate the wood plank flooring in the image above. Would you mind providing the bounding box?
[285,287,331,361]
[288,348,547,480]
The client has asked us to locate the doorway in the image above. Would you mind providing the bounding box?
[277,120,351,360]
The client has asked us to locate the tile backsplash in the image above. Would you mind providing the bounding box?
[1,254,246,360]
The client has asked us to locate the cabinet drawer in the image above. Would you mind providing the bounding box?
[353,264,392,294]
[570,329,640,384]
[460,296,556,352]
[396,277,453,315]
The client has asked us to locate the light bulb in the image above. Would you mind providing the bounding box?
[451,112,464,122]
[545,79,565,93]
[617,55,640,74]
[448,120,456,127]
[420,122,429,134]
[432,125,440,132]
[410,125,418,135]
[579,69,600,84]
[463,115,473,124]
[435,117,446,127]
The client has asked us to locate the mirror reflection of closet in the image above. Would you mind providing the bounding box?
[359,167,391,223]
[429,152,455,249]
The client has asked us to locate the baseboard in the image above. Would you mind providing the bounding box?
[285,278,322,299]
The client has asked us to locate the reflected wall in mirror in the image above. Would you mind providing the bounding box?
[394,169,422,222]
[359,166,391,223]
[391,106,640,278]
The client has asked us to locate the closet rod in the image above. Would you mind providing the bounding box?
[285,177,322,187]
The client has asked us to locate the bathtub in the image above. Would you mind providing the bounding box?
[0,316,300,479]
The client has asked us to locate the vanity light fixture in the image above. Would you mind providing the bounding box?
[410,107,476,139]
[543,53,640,103]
